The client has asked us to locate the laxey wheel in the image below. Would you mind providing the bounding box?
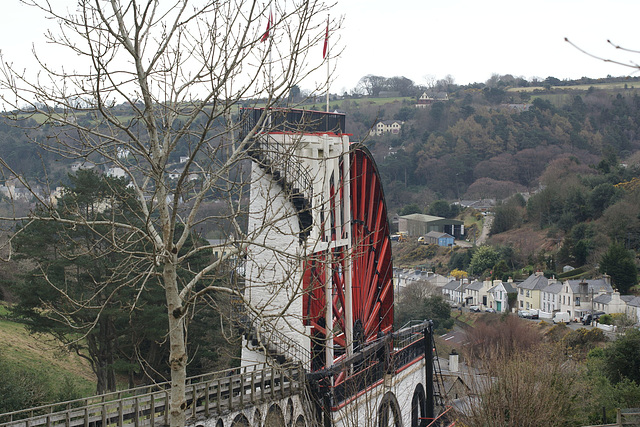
[303,146,393,373]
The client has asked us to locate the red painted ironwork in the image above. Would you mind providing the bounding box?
[303,147,393,370]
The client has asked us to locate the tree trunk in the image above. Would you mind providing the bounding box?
[164,259,187,427]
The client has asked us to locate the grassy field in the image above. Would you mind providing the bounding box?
[0,302,96,397]
[298,96,413,111]
[507,82,640,92]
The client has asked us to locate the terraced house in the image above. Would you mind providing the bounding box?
[517,271,554,311]
[558,277,614,321]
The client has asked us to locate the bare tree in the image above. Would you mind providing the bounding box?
[0,1,335,425]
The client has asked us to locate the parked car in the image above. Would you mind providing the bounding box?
[553,312,571,324]
[518,310,531,319]
[485,308,496,313]
[469,305,481,312]
[582,311,606,325]
[528,309,539,319]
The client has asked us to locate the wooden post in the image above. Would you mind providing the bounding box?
[616,408,622,426]
[164,391,169,426]
[118,399,124,427]
[150,394,155,426]
[251,371,256,404]
[204,381,210,417]
[240,374,244,409]
[228,376,234,412]
[271,367,276,399]
[134,397,139,427]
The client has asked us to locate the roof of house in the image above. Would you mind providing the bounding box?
[488,281,516,294]
[425,231,453,239]
[443,280,461,291]
[466,281,484,291]
[542,283,563,294]
[517,273,548,291]
[502,282,516,293]
[621,295,636,303]
[457,199,496,209]
[399,213,463,226]
[626,296,640,307]
[566,278,613,295]
[378,119,402,126]
[593,294,612,304]
[400,213,444,223]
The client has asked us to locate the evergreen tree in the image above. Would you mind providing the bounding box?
[600,242,638,294]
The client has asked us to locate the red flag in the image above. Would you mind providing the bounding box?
[322,17,329,58]
[261,12,272,42]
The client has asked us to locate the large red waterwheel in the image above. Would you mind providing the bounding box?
[303,146,393,371]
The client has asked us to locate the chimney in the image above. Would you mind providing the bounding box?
[579,280,588,295]
[602,274,611,286]
[449,350,459,373]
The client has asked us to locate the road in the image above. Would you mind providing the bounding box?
[477,214,492,245]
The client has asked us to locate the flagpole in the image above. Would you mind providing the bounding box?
[325,15,330,113]
[269,11,273,92]
[261,9,273,93]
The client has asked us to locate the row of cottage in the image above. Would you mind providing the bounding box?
[394,269,640,324]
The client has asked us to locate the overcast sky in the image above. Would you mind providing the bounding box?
[328,0,640,93]
[2,0,640,95]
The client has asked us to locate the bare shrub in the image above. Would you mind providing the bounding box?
[463,314,543,363]
[455,348,584,427]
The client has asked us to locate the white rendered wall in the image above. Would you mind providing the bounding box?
[332,358,427,427]
[242,133,350,367]
[242,160,307,365]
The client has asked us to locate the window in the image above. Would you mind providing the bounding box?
[526,290,530,297]
[520,289,523,295]
[520,301,523,308]
[575,297,580,306]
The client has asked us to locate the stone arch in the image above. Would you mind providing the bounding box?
[265,403,285,427]
[252,408,262,427]
[231,414,250,427]
[286,398,295,426]
[295,414,306,427]
[378,392,402,427]
[411,384,426,427]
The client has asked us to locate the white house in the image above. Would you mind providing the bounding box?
[625,296,640,325]
[592,292,630,315]
[394,268,449,292]
[442,280,467,305]
[106,166,126,179]
[465,280,495,309]
[487,280,515,313]
[70,161,96,172]
[558,277,613,320]
[541,282,562,313]
[374,120,402,136]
